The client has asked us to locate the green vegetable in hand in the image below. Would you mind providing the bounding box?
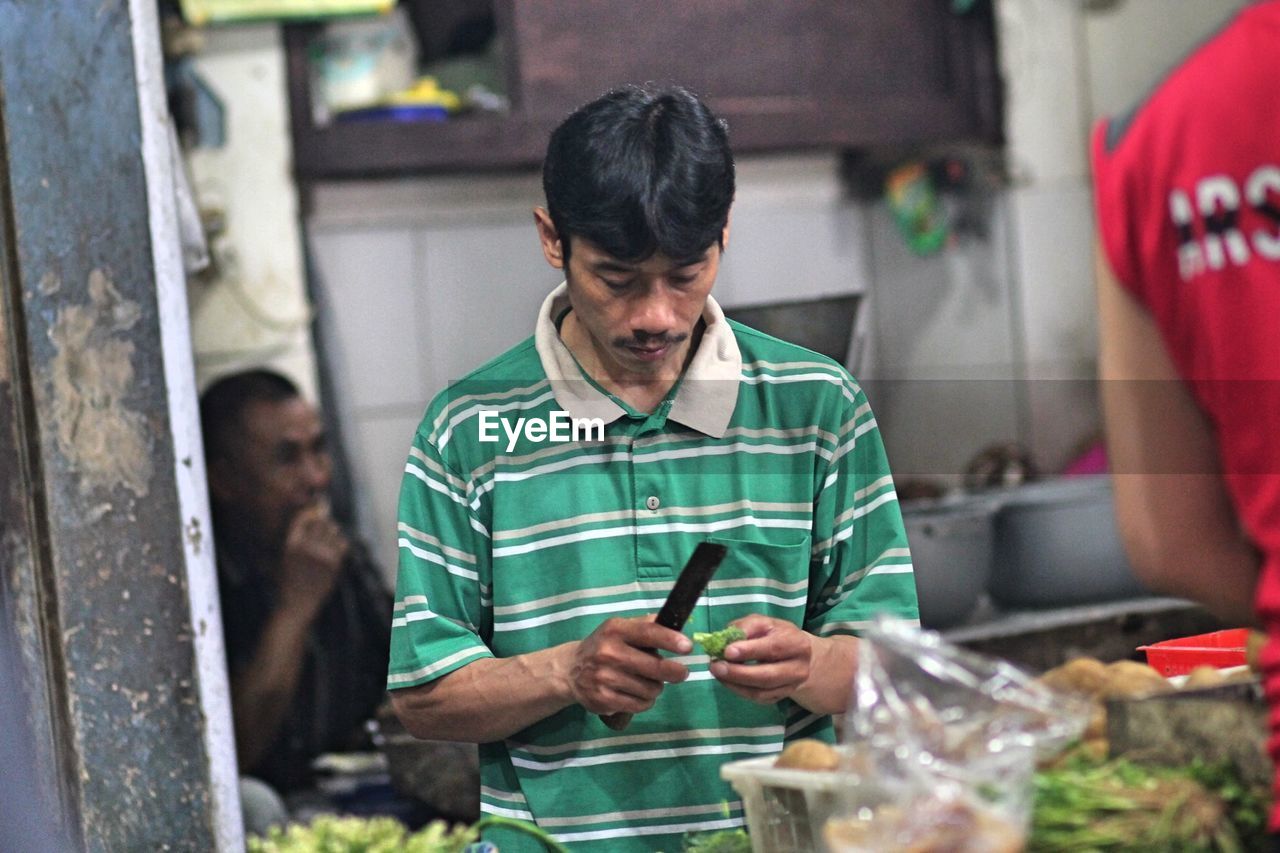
[694,626,747,660]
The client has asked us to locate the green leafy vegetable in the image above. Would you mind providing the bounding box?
[1029,755,1266,852]
[682,828,751,852]
[694,626,747,660]
[248,814,569,853]
[247,815,475,852]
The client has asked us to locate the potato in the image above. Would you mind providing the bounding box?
[1247,630,1267,673]
[1078,737,1109,763]
[1223,666,1257,685]
[1038,657,1110,698]
[1183,665,1226,690]
[774,738,840,771]
[1101,660,1173,699]
[1084,703,1108,740]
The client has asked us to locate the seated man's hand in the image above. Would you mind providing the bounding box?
[279,504,349,619]
[708,615,813,705]
[569,616,691,716]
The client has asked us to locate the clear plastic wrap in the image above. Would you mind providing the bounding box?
[826,617,1091,852]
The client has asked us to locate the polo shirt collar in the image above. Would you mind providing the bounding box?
[534,282,741,438]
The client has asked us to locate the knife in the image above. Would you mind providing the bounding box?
[600,542,729,731]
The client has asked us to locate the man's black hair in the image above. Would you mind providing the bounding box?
[542,84,735,265]
[199,369,300,464]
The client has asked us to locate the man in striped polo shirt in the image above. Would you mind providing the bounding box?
[387,85,918,851]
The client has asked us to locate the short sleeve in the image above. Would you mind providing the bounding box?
[387,428,494,690]
[805,380,919,637]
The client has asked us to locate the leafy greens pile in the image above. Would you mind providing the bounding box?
[249,815,568,853]
[1029,755,1268,852]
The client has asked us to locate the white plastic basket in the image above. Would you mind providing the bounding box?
[720,755,865,853]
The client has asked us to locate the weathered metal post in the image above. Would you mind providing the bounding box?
[0,1,242,849]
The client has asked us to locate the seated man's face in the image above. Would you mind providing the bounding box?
[211,396,332,552]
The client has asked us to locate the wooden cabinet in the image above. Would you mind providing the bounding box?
[285,1,1000,180]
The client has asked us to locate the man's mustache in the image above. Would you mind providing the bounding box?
[613,332,688,348]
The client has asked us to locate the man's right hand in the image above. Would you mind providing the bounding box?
[278,504,349,620]
[567,616,691,716]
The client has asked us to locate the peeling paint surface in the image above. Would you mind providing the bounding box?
[1,3,225,848]
[48,269,153,497]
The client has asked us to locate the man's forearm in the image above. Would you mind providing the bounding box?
[791,634,857,716]
[1113,473,1260,627]
[1096,247,1261,629]
[390,643,578,743]
[231,608,313,770]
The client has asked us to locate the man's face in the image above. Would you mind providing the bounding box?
[210,396,332,551]
[534,209,727,380]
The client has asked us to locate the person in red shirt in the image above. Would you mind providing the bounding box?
[1092,0,1280,833]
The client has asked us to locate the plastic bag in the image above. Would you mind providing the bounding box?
[826,617,1091,852]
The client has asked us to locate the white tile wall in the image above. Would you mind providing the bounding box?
[418,221,561,394]
[717,154,870,308]
[1002,177,1100,473]
[345,412,426,585]
[1009,183,1098,374]
[1083,0,1250,122]
[863,193,1022,485]
[309,227,427,411]
[867,197,1019,379]
[994,0,1090,187]
[717,203,869,308]
[873,377,1024,484]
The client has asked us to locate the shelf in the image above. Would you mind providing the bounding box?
[286,1,1001,182]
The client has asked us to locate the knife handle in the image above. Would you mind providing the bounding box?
[600,710,633,730]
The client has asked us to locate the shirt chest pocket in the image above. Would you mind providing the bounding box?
[700,535,811,632]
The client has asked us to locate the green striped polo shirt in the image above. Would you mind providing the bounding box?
[389,283,918,852]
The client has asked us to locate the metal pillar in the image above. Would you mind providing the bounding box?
[0,1,242,849]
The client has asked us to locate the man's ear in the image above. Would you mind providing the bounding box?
[533,207,566,270]
[721,210,732,253]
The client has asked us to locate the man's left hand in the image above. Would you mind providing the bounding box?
[707,616,812,705]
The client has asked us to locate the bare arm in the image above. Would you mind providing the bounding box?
[230,506,348,770]
[793,634,857,714]
[1096,243,1260,627]
[709,616,857,716]
[230,609,314,770]
[390,616,692,743]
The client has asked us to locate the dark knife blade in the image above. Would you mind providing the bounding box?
[654,542,728,632]
[600,542,729,731]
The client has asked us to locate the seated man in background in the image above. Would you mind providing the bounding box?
[200,370,392,825]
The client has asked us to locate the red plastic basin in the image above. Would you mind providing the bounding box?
[1138,628,1250,677]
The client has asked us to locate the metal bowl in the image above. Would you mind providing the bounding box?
[901,497,997,629]
[986,476,1150,609]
